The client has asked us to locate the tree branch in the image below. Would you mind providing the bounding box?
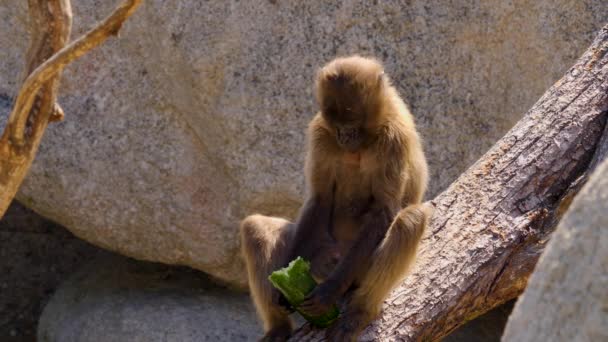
[9,0,143,146]
[291,24,608,342]
[0,0,143,218]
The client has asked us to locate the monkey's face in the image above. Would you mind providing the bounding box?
[316,55,386,152]
[335,123,364,152]
[323,103,368,152]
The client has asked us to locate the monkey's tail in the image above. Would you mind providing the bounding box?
[352,203,433,314]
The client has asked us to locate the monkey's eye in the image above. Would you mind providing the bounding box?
[324,106,337,117]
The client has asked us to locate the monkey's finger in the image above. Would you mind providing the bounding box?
[298,300,316,313]
[300,293,319,304]
[301,307,325,316]
[275,304,291,316]
[299,301,327,316]
[277,294,295,313]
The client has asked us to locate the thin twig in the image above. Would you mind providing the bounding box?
[8,0,143,145]
[0,0,142,218]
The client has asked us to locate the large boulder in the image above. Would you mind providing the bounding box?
[0,1,606,285]
[37,255,261,342]
[502,158,608,341]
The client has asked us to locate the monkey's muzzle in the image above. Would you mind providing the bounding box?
[336,127,362,152]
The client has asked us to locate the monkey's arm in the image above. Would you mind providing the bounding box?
[286,194,334,263]
[288,115,338,262]
[298,205,394,316]
[269,195,333,313]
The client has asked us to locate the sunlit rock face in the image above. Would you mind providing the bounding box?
[0,0,605,286]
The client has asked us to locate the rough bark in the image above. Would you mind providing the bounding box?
[0,0,142,218]
[502,147,608,342]
[291,24,608,342]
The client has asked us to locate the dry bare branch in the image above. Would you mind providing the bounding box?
[0,0,143,217]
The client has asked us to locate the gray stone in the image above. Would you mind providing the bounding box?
[37,255,261,342]
[0,201,104,342]
[502,158,608,342]
[0,1,606,285]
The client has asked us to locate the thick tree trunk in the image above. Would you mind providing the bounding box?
[502,144,608,342]
[0,0,142,218]
[291,24,608,342]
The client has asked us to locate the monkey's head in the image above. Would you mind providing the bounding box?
[315,56,386,152]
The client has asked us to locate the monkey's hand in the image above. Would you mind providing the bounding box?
[271,288,295,315]
[299,282,339,317]
[310,249,341,281]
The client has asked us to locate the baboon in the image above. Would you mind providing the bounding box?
[241,55,432,341]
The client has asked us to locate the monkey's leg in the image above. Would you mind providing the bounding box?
[326,203,433,341]
[240,214,296,342]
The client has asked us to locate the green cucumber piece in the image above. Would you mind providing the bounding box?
[268,257,340,327]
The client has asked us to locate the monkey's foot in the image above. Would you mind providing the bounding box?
[325,311,366,342]
[259,323,293,342]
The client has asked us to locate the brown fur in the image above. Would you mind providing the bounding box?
[240,55,431,341]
